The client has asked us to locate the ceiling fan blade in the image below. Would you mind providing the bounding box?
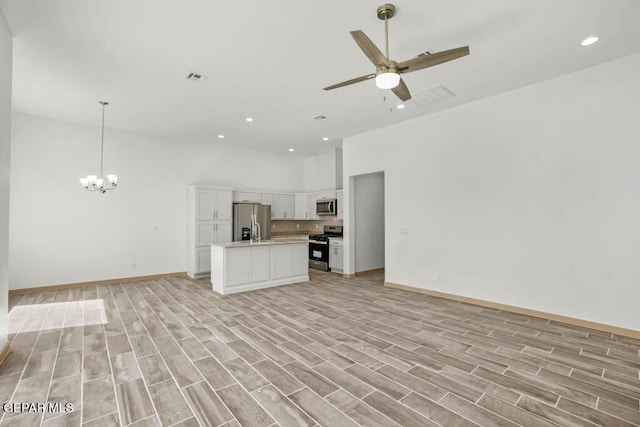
[398,46,470,73]
[323,73,376,91]
[350,30,389,67]
[391,78,411,101]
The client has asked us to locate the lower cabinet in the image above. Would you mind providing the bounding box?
[329,241,344,273]
[190,222,232,278]
[211,242,308,294]
[196,247,212,274]
[271,244,308,279]
[227,246,270,286]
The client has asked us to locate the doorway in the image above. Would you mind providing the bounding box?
[351,171,385,275]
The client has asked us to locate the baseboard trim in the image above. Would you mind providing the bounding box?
[385,281,640,340]
[9,272,188,295]
[0,341,10,366]
[342,273,356,279]
[355,268,385,277]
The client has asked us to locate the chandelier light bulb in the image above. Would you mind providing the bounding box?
[375,72,400,89]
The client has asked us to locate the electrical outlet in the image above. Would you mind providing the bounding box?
[315,224,319,228]
[153,225,158,232]
[131,261,137,269]
[296,224,299,229]
[272,224,276,229]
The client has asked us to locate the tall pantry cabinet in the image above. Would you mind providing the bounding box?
[187,186,233,278]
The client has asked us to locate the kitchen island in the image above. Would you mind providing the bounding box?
[211,239,308,295]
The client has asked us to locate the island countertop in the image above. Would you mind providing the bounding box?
[212,238,308,248]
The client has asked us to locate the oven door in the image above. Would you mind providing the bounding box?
[308,240,329,271]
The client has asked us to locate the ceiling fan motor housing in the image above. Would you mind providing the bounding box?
[377,3,396,20]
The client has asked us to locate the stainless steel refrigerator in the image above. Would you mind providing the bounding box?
[233,203,272,241]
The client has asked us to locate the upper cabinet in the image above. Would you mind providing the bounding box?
[272,194,295,220]
[304,148,343,192]
[294,194,309,220]
[196,188,233,221]
[233,191,262,203]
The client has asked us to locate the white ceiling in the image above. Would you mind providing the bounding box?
[2,0,640,155]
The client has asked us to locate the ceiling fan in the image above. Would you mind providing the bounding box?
[323,3,470,102]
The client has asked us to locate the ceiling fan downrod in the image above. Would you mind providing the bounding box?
[377,3,396,60]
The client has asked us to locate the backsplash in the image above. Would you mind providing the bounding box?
[271,217,343,236]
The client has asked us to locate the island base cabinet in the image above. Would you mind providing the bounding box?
[211,242,309,295]
[227,246,270,286]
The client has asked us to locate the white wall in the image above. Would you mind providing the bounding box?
[343,52,640,331]
[0,10,11,348]
[353,172,384,272]
[9,113,304,289]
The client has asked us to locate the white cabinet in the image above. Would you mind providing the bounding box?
[271,244,309,279]
[304,148,343,192]
[196,247,211,274]
[233,191,262,203]
[336,190,344,220]
[187,186,233,278]
[226,246,270,286]
[272,194,295,219]
[197,189,232,221]
[295,194,309,219]
[307,196,317,220]
[211,241,309,295]
[329,239,344,273]
[318,150,337,190]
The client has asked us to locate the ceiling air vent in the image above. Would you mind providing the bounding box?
[314,115,328,121]
[186,72,208,83]
[412,84,456,107]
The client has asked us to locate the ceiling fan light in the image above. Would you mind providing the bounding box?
[376,72,400,89]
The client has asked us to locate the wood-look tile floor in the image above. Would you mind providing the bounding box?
[1,271,639,426]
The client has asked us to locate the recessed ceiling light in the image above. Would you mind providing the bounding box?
[322,137,329,141]
[217,134,224,139]
[581,36,599,47]
[288,148,295,152]
[245,117,254,122]
[396,104,405,109]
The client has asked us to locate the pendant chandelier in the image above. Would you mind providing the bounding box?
[80,101,118,193]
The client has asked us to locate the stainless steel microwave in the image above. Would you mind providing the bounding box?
[316,198,337,216]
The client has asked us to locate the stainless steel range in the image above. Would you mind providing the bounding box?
[308,225,343,271]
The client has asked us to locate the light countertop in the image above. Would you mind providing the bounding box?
[213,239,308,248]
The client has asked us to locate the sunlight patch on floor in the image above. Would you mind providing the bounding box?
[8,299,107,333]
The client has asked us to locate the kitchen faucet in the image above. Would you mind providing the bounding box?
[251,214,261,242]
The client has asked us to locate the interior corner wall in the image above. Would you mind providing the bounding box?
[0,9,12,348]
[354,172,384,272]
[9,113,305,290]
[343,52,640,331]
